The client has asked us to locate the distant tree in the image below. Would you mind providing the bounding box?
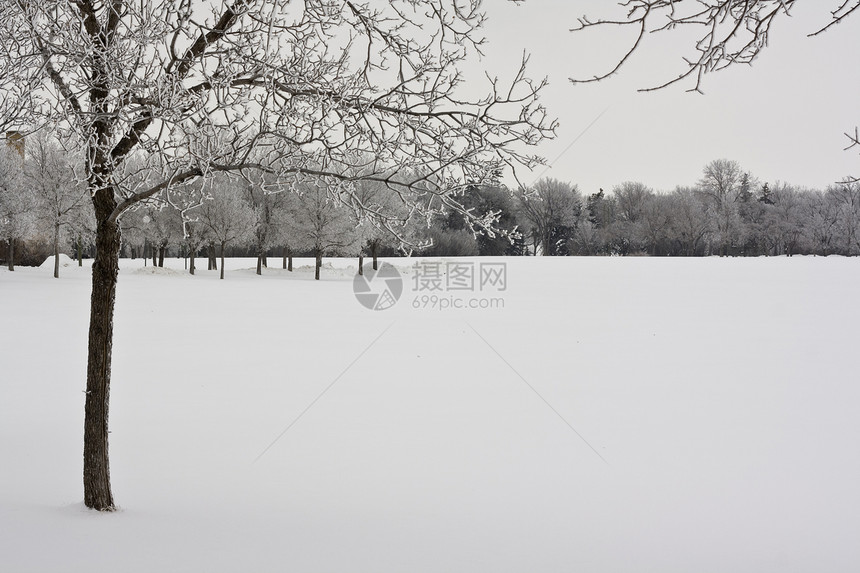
[696,159,746,256]
[668,187,711,256]
[517,178,582,256]
[613,182,651,224]
[829,180,860,255]
[737,182,769,255]
[198,178,256,280]
[802,190,840,255]
[611,182,653,254]
[758,183,775,206]
[244,177,291,275]
[767,183,806,256]
[181,217,209,275]
[27,136,90,277]
[0,143,34,270]
[348,178,418,270]
[119,208,147,261]
[285,183,362,280]
[419,226,480,257]
[583,189,618,254]
[141,204,183,267]
[640,193,673,256]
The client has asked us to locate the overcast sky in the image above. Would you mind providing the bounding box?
[467,0,859,195]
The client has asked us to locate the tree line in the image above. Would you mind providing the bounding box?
[4,144,860,275]
[511,162,860,258]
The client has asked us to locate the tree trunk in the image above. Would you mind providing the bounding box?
[262,255,267,268]
[315,250,321,280]
[83,190,121,511]
[371,242,378,271]
[189,250,195,275]
[158,246,165,268]
[282,246,287,269]
[256,254,262,275]
[77,235,83,267]
[208,244,217,271]
[54,222,60,278]
[288,249,293,272]
[7,238,14,271]
[358,254,364,275]
[220,242,226,280]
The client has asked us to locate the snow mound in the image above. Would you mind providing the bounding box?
[132,266,183,276]
[39,254,76,269]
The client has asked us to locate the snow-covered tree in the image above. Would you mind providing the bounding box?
[695,159,746,256]
[285,182,361,280]
[243,176,291,275]
[830,180,860,255]
[516,178,582,256]
[197,177,255,280]
[668,187,711,256]
[141,204,183,267]
[0,0,552,510]
[350,178,422,270]
[0,142,34,270]
[26,135,90,277]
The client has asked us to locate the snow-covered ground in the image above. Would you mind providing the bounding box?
[1,255,858,572]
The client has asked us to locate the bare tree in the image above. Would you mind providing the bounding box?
[0,0,553,510]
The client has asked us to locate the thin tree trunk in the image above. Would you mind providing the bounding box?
[288,249,292,272]
[54,222,60,278]
[208,244,217,271]
[7,238,14,271]
[220,242,226,280]
[358,253,363,275]
[371,243,378,270]
[77,235,83,266]
[189,249,195,275]
[282,246,287,269]
[315,250,321,280]
[256,254,262,275]
[83,190,121,511]
[158,246,165,268]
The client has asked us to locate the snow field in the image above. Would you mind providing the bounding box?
[1,256,858,572]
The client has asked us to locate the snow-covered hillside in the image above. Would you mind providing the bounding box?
[1,256,858,572]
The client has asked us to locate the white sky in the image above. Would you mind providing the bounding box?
[467,0,860,194]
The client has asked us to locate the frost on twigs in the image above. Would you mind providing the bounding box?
[1,0,555,229]
[570,1,858,93]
